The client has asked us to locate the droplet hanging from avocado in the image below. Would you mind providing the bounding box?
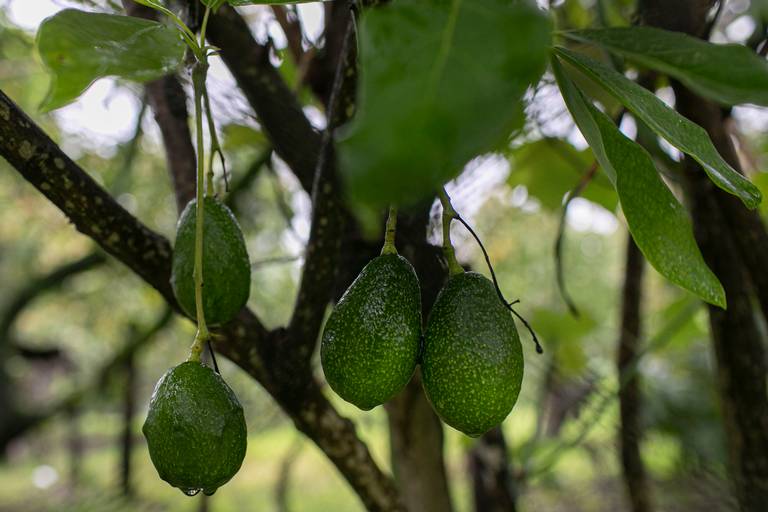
[171,196,251,326]
[321,208,421,410]
[143,361,247,496]
[421,271,524,437]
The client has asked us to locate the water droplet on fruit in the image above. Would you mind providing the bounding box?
[182,488,201,497]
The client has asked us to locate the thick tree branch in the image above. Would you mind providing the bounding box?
[285,7,356,362]
[616,235,652,512]
[0,88,402,512]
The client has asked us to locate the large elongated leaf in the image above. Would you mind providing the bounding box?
[37,9,185,111]
[338,0,551,208]
[554,46,761,210]
[551,57,726,308]
[565,27,768,107]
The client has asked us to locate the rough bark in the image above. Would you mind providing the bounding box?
[468,426,517,512]
[616,235,652,512]
[0,89,403,511]
[637,3,768,509]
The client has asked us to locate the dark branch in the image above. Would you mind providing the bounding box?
[286,6,356,362]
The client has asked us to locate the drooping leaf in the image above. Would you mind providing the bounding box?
[508,138,617,212]
[565,27,768,107]
[36,9,185,111]
[554,46,761,210]
[551,57,726,308]
[338,0,551,208]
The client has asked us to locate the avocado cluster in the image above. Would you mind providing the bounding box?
[321,244,524,437]
[143,196,251,496]
[143,361,247,496]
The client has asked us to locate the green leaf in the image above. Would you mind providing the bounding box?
[552,57,726,308]
[36,9,185,111]
[565,27,768,107]
[338,0,551,208]
[508,138,617,212]
[222,124,268,152]
[553,46,762,210]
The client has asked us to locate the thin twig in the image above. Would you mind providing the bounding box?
[554,161,599,317]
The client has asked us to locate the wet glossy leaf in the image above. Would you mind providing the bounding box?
[552,57,726,308]
[565,27,768,106]
[338,0,551,208]
[36,9,185,111]
[554,46,762,210]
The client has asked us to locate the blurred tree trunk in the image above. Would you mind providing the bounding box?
[66,404,83,493]
[386,373,454,512]
[468,426,517,512]
[616,236,651,512]
[639,2,768,509]
[119,347,137,496]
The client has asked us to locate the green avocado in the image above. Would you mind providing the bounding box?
[422,271,523,437]
[171,197,251,326]
[142,361,247,496]
[321,254,422,410]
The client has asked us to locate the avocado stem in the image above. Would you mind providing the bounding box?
[381,205,399,255]
[189,55,211,363]
[437,188,464,276]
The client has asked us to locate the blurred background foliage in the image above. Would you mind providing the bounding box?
[0,0,766,511]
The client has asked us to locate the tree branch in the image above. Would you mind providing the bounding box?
[285,6,356,362]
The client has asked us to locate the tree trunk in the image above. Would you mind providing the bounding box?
[616,235,652,512]
[468,426,517,512]
[386,373,454,512]
[637,3,768,509]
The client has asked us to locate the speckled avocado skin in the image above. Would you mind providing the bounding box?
[422,271,523,437]
[321,254,422,410]
[142,361,247,496]
[171,197,251,326]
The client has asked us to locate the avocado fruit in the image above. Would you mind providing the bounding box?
[422,271,523,437]
[321,254,422,410]
[171,196,251,326]
[142,361,247,496]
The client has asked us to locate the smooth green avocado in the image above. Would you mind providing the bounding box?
[321,254,422,410]
[143,361,247,496]
[422,271,523,437]
[171,196,251,326]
